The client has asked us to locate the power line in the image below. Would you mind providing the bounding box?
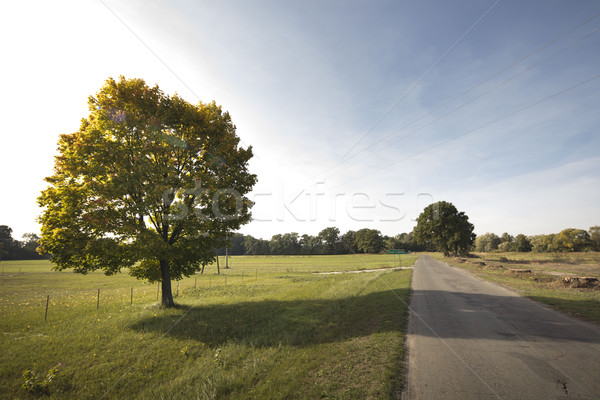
[99,0,203,103]
[98,1,254,152]
[318,26,600,183]
[329,73,600,190]
[294,13,599,194]
[339,0,501,160]
[334,16,600,169]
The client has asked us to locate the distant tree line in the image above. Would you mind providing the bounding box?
[0,223,424,260]
[217,227,429,256]
[474,227,600,253]
[0,225,47,260]
[8,222,597,260]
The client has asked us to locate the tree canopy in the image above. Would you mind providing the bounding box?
[37,77,257,306]
[475,232,500,252]
[355,229,384,254]
[413,201,475,256]
[0,225,45,260]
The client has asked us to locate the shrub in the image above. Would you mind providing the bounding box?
[22,366,60,394]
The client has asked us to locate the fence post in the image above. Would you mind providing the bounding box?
[130,287,133,305]
[194,277,197,290]
[44,295,49,321]
[97,289,100,309]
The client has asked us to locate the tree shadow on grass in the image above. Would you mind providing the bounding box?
[128,288,411,348]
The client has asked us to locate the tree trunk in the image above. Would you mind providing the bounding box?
[160,259,175,307]
[225,247,229,268]
[216,254,220,275]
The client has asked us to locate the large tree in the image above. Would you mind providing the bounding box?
[514,234,533,252]
[413,201,475,256]
[590,226,600,251]
[474,232,501,252]
[355,228,384,254]
[340,230,358,254]
[317,227,341,255]
[269,233,301,255]
[0,225,16,260]
[554,228,594,252]
[38,77,256,307]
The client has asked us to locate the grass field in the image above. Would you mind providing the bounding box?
[438,252,600,324]
[0,254,415,399]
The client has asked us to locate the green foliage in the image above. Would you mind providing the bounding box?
[22,366,60,394]
[37,77,256,306]
[514,234,532,252]
[0,225,15,260]
[207,229,427,256]
[317,227,341,254]
[0,226,46,260]
[243,235,270,255]
[590,226,600,251]
[475,232,501,252]
[385,232,426,252]
[554,228,594,252]
[355,228,384,253]
[498,241,514,252]
[298,234,321,255]
[532,228,595,252]
[532,234,556,252]
[473,231,531,253]
[500,232,514,243]
[269,233,302,255]
[340,230,358,253]
[413,201,475,256]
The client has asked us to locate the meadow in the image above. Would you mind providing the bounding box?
[0,254,416,399]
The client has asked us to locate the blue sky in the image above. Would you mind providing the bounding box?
[1,0,599,240]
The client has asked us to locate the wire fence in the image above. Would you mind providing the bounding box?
[0,269,259,323]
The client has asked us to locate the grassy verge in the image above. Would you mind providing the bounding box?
[0,255,414,399]
[435,253,600,324]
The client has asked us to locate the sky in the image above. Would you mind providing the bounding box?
[1,0,599,241]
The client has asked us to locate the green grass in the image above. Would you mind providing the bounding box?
[0,254,414,399]
[437,253,600,324]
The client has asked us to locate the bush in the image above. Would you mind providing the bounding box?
[22,366,60,394]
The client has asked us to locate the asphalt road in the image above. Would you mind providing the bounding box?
[402,255,600,400]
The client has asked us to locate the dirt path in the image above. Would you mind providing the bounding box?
[314,266,412,275]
